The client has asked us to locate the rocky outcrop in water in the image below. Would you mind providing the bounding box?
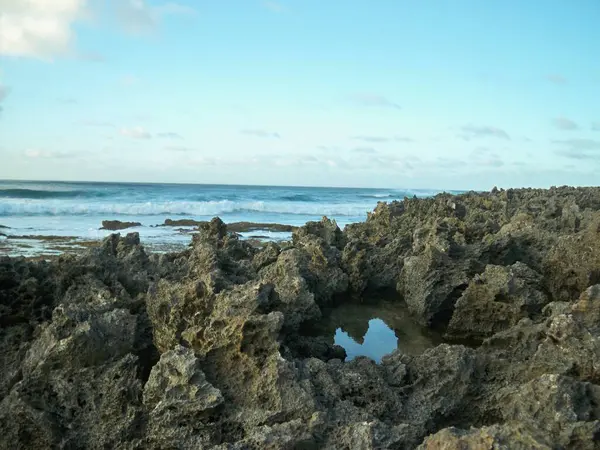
[160,218,296,233]
[101,220,143,230]
[1,187,600,448]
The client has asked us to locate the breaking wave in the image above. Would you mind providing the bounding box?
[0,199,375,218]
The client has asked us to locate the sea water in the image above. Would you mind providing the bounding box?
[0,180,452,254]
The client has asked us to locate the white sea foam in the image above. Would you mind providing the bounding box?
[0,181,449,256]
[0,199,375,217]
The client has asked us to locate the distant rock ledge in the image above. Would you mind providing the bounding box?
[159,218,296,233]
[100,220,143,231]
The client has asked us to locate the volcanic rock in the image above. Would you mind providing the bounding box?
[100,220,143,230]
[1,187,600,448]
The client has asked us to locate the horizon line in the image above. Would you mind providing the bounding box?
[0,177,464,193]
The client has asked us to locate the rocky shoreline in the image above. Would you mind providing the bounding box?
[0,220,296,260]
[1,186,600,448]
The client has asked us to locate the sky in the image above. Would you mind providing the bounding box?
[0,0,599,190]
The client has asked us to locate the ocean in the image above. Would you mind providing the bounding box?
[0,180,452,256]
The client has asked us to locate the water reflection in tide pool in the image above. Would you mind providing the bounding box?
[315,301,440,362]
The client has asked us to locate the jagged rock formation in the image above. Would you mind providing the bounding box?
[1,187,600,449]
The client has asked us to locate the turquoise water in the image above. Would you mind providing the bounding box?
[0,181,454,249]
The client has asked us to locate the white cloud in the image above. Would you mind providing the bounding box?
[0,0,88,59]
[0,0,197,59]
[120,126,152,139]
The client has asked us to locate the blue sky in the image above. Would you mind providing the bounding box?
[1,0,599,189]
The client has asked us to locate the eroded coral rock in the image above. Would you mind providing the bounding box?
[446,262,548,340]
[2,187,600,448]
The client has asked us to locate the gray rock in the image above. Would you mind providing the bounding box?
[142,346,224,448]
[495,374,600,449]
[417,424,552,449]
[100,220,142,231]
[3,187,600,448]
[446,262,548,340]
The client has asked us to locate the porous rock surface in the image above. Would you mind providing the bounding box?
[1,186,600,449]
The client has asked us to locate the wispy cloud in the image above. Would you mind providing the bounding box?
[120,74,139,87]
[349,93,401,110]
[115,0,196,35]
[546,74,567,85]
[82,120,115,128]
[0,85,9,102]
[262,1,286,12]
[24,149,75,159]
[0,84,10,111]
[484,158,504,167]
[157,2,197,16]
[300,155,319,164]
[470,147,504,167]
[120,126,152,139]
[435,157,466,169]
[351,136,390,143]
[164,145,194,152]
[592,122,600,131]
[351,135,414,143]
[368,154,417,171]
[460,124,510,140]
[57,97,78,105]
[552,116,578,130]
[352,147,378,154]
[187,156,218,166]
[553,138,600,160]
[157,132,182,139]
[75,50,106,63]
[240,129,281,139]
[316,145,342,152]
